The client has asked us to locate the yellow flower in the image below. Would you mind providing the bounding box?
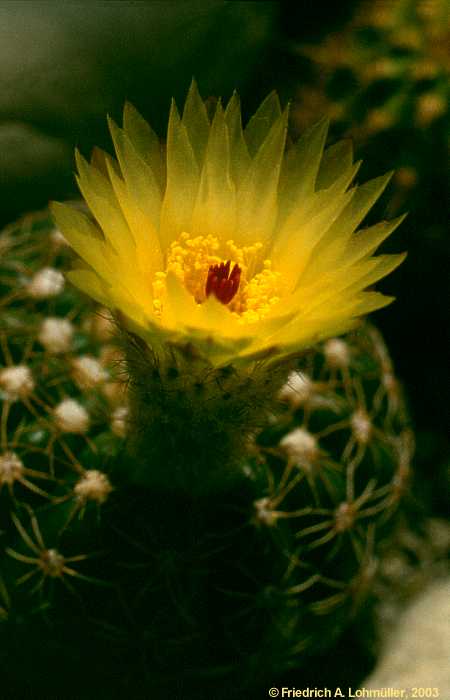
[52,82,405,366]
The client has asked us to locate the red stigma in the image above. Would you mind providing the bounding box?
[205,260,241,305]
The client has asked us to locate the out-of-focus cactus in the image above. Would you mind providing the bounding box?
[287,0,449,476]
[291,0,449,214]
[0,212,415,697]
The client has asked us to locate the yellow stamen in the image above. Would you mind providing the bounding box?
[152,234,282,323]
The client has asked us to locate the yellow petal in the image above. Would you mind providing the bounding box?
[51,202,117,280]
[67,267,150,326]
[191,101,236,240]
[66,268,111,306]
[162,271,199,329]
[297,254,404,320]
[160,100,199,248]
[257,313,357,354]
[90,146,110,177]
[182,79,210,167]
[343,252,407,295]
[244,90,282,156]
[348,291,395,315]
[341,214,407,266]
[105,156,163,279]
[333,171,394,239]
[236,107,288,246]
[234,308,297,358]
[108,117,161,233]
[273,155,361,263]
[316,139,354,190]
[190,294,242,337]
[123,101,163,188]
[278,117,329,216]
[75,150,136,260]
[224,92,251,190]
[273,187,355,292]
[298,172,394,286]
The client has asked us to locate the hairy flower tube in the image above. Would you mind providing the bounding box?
[51,82,405,368]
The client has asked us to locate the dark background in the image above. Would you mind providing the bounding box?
[0,0,448,506]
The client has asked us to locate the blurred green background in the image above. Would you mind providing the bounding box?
[0,0,448,511]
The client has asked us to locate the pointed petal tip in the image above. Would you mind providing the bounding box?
[49,200,64,222]
[184,78,203,113]
[188,76,199,92]
[169,98,181,123]
[382,211,408,228]
[259,89,278,104]
[123,100,139,125]
[317,114,330,127]
[363,293,396,315]
[50,199,72,216]
[123,99,136,113]
[74,147,89,174]
[224,90,241,116]
[310,115,331,140]
[106,114,119,133]
[383,169,395,186]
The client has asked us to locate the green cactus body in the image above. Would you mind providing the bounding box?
[0,212,414,697]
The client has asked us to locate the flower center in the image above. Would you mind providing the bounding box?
[152,233,282,323]
[205,260,241,304]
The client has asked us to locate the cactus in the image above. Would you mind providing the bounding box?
[291,0,449,215]
[287,1,449,521]
[0,209,417,697]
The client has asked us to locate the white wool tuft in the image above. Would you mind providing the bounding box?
[324,338,350,368]
[54,398,89,434]
[351,409,372,444]
[111,405,128,437]
[74,470,112,504]
[278,371,313,407]
[0,365,34,401]
[280,427,318,466]
[72,355,108,390]
[27,268,64,299]
[39,317,74,354]
[254,497,278,527]
[0,452,24,485]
